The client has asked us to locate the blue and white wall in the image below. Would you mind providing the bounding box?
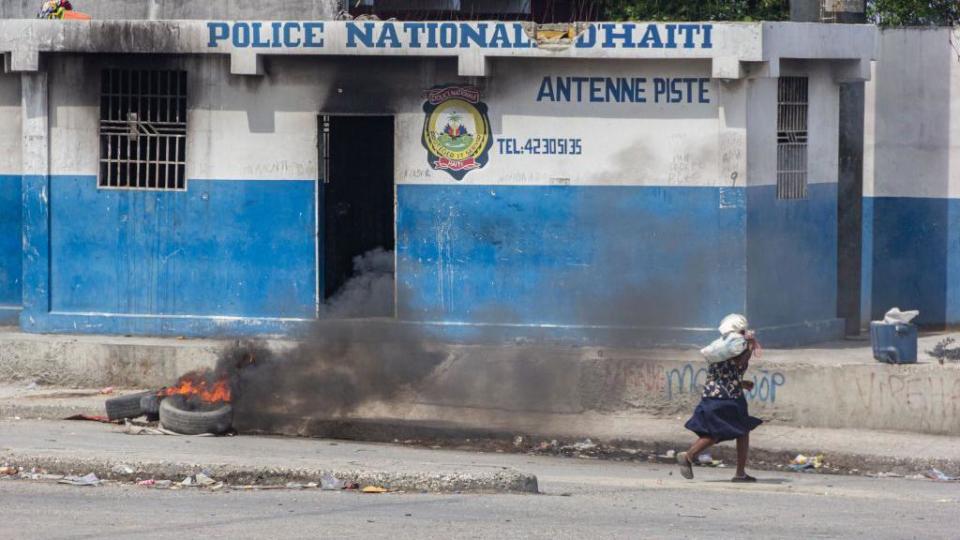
[396,59,742,345]
[0,72,21,324]
[22,55,323,336]
[746,62,842,344]
[19,54,438,337]
[395,58,844,345]
[863,27,960,328]
[12,48,848,345]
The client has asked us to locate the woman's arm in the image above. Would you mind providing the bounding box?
[736,349,754,390]
[734,348,752,372]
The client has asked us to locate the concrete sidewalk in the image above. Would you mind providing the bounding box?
[1,387,958,479]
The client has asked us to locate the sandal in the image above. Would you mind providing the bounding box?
[677,452,694,480]
[731,474,757,483]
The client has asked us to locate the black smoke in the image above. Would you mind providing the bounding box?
[217,249,447,427]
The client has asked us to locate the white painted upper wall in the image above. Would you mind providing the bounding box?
[952,28,960,199]
[761,22,876,67]
[0,72,21,175]
[3,19,875,189]
[48,54,724,186]
[746,61,839,187]
[864,27,960,199]
[793,61,839,184]
[38,49,850,189]
[397,58,723,186]
[47,55,322,180]
[746,77,777,186]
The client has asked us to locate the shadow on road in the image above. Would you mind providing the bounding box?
[704,477,792,485]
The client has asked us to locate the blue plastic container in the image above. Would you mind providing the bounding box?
[869,321,918,364]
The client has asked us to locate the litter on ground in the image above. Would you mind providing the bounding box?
[924,468,959,482]
[64,414,114,423]
[788,454,824,472]
[58,473,101,486]
[321,474,345,490]
[111,464,134,475]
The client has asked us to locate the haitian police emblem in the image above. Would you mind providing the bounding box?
[421,85,493,181]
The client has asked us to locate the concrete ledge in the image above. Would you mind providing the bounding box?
[0,307,19,325]
[0,329,221,388]
[2,453,538,493]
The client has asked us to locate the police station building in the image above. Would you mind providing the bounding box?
[0,15,879,346]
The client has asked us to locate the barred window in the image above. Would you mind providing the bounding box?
[776,76,808,200]
[98,69,187,190]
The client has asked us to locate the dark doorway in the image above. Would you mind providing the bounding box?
[319,115,395,308]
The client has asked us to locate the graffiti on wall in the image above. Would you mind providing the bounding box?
[850,371,960,432]
[665,363,786,403]
[421,86,493,181]
[601,361,784,404]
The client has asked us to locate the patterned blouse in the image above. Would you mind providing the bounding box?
[702,349,751,399]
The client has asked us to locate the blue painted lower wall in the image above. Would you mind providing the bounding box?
[0,174,22,324]
[865,196,960,327]
[861,197,874,329]
[17,177,845,345]
[22,175,316,335]
[398,184,758,346]
[746,183,844,344]
[397,184,842,346]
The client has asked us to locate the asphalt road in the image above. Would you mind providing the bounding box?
[2,452,958,540]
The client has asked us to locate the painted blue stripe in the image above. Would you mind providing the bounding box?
[866,196,960,327]
[397,184,747,331]
[746,183,840,329]
[951,201,960,324]
[860,196,873,328]
[16,176,848,344]
[397,183,843,346]
[0,174,21,322]
[21,174,49,318]
[29,176,316,328]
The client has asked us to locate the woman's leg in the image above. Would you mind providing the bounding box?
[735,433,749,476]
[678,436,715,479]
[686,436,716,461]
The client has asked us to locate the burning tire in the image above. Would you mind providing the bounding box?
[140,393,162,422]
[159,395,233,435]
[105,391,154,421]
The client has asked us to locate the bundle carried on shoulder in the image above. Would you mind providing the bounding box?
[699,332,748,364]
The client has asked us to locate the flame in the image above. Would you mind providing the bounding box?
[162,370,231,403]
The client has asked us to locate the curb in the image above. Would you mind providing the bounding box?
[0,452,540,494]
[0,401,105,420]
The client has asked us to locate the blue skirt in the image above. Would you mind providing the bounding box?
[684,396,762,443]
